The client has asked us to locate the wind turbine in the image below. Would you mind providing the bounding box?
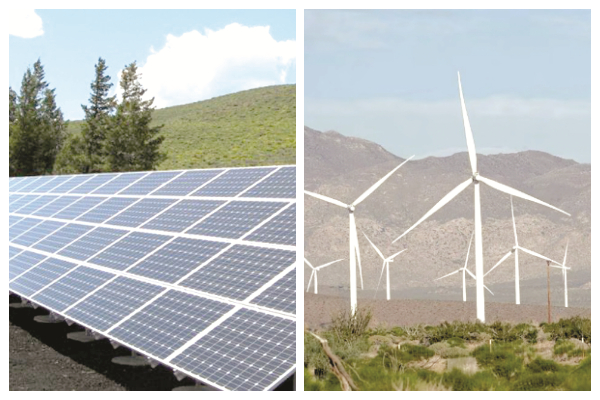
[393,73,570,323]
[484,196,568,304]
[305,156,414,315]
[434,232,493,301]
[363,233,406,301]
[305,258,344,294]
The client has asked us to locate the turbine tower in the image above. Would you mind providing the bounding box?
[393,73,570,323]
[305,258,344,294]
[363,233,406,301]
[560,241,569,307]
[484,196,568,304]
[434,233,494,301]
[305,156,413,315]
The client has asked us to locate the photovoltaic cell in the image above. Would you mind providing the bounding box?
[9,194,24,205]
[106,198,176,228]
[9,218,42,241]
[9,258,78,297]
[33,266,115,312]
[59,227,129,261]
[153,169,224,196]
[119,171,180,195]
[91,172,147,195]
[171,309,295,391]
[52,196,108,220]
[9,251,47,280]
[89,232,172,271]
[33,223,94,254]
[77,197,138,223]
[9,215,24,227]
[244,167,296,199]
[12,220,65,247]
[15,195,59,215]
[65,277,164,332]
[50,174,93,193]
[69,174,118,194]
[32,195,82,217]
[192,167,274,197]
[33,175,71,193]
[13,176,43,192]
[127,238,228,283]
[250,270,296,314]
[140,200,224,233]
[187,201,285,239]
[10,195,40,213]
[30,176,59,193]
[9,245,23,259]
[245,204,295,246]
[180,245,296,300]
[109,291,234,359]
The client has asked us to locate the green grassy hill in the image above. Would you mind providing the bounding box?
[67,84,295,170]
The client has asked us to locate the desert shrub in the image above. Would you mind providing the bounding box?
[304,332,330,374]
[526,357,560,373]
[443,369,500,391]
[399,343,435,362]
[330,306,372,344]
[513,323,538,344]
[512,372,564,390]
[472,343,524,379]
[553,339,577,357]
[425,321,489,344]
[541,317,591,344]
[390,326,406,337]
[402,324,428,341]
[429,341,471,358]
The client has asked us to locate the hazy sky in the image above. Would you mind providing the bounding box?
[305,9,591,163]
[9,9,296,121]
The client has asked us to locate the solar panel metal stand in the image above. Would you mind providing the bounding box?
[33,313,64,324]
[9,300,34,309]
[111,351,151,367]
[66,330,101,343]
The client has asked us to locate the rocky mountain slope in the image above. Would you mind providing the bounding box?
[304,127,591,307]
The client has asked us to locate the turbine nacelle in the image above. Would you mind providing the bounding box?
[472,172,480,183]
[347,204,356,213]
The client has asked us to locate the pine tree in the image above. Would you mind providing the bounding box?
[80,57,116,172]
[10,59,66,176]
[105,62,165,171]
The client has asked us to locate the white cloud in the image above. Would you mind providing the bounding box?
[305,96,590,163]
[131,23,295,109]
[9,9,43,39]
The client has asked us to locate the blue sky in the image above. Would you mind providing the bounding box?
[9,9,296,121]
[305,9,591,163]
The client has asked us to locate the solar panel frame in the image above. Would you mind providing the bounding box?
[9,165,296,391]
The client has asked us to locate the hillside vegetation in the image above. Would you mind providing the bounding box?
[67,84,296,170]
[305,310,591,391]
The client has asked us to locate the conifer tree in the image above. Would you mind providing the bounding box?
[105,62,165,171]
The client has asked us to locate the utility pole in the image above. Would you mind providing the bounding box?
[547,260,552,324]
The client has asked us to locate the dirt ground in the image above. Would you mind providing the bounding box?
[9,294,294,391]
[304,293,591,330]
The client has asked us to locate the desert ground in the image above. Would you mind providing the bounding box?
[304,293,591,330]
[9,294,294,391]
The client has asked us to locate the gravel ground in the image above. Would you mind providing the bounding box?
[304,293,591,330]
[9,295,294,391]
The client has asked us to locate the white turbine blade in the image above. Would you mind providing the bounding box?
[457,72,478,175]
[465,267,477,280]
[304,190,347,209]
[363,232,385,260]
[517,246,561,265]
[562,241,569,266]
[434,269,461,281]
[316,258,344,270]
[387,249,407,261]
[484,284,494,296]
[478,176,570,217]
[549,264,570,270]
[374,262,386,298]
[484,251,513,277]
[393,178,472,243]
[463,232,474,270]
[306,270,315,292]
[304,257,315,270]
[353,156,414,206]
[510,196,518,246]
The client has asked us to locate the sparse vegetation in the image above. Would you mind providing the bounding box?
[305,314,591,391]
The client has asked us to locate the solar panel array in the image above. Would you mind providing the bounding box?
[9,166,296,391]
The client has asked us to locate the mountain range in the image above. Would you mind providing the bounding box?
[304,127,591,307]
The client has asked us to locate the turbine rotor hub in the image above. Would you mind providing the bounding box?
[348,205,355,212]
[472,172,480,183]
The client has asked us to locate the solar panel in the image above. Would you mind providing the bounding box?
[9,165,296,391]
